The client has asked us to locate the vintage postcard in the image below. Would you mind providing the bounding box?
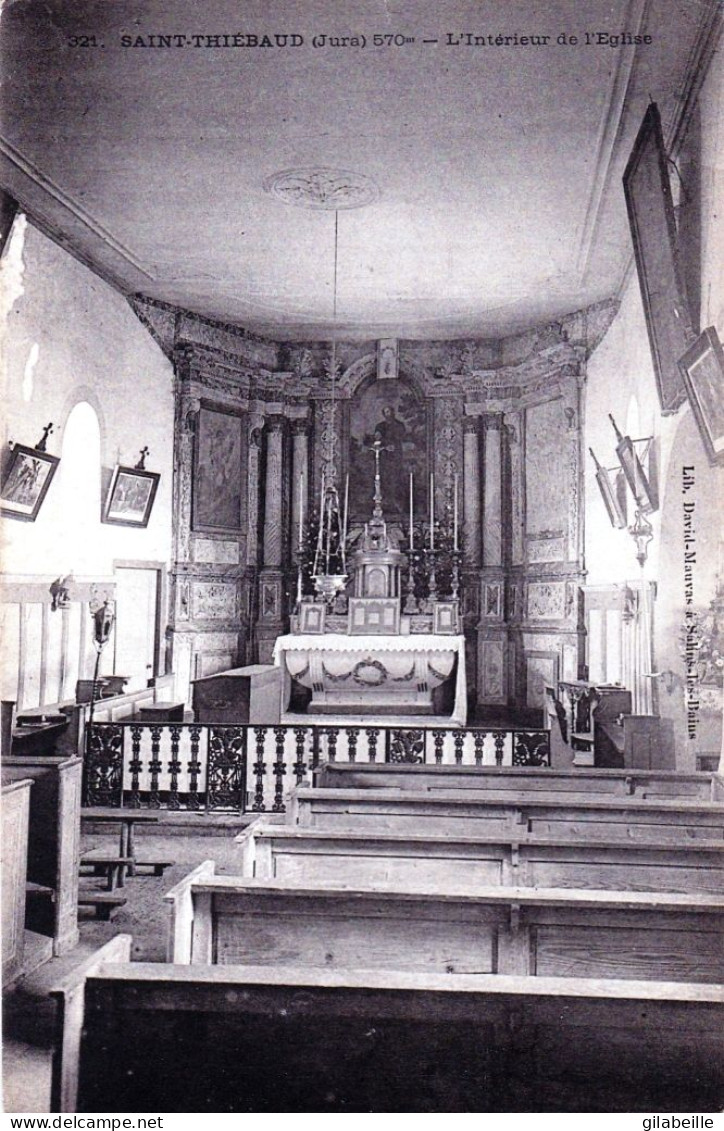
[0,0,722,1117]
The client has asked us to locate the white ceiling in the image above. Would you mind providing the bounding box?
[0,0,713,340]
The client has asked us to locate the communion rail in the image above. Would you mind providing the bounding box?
[83,723,550,813]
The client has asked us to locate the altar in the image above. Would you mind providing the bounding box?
[276,431,467,726]
[274,632,467,726]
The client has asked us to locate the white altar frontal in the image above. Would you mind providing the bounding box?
[274,632,467,727]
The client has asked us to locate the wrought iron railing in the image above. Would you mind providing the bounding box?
[83,722,550,813]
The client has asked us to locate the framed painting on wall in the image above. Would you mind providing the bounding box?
[348,378,427,522]
[103,465,160,527]
[192,405,244,533]
[678,326,724,465]
[0,443,59,521]
[623,102,695,414]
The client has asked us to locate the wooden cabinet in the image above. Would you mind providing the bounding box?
[192,665,280,725]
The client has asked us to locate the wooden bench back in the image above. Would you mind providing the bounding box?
[236,820,724,894]
[69,963,724,1112]
[166,874,724,986]
[290,785,724,841]
[314,762,721,801]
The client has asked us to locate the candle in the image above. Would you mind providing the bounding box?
[298,473,304,550]
[315,472,325,556]
[453,473,459,552]
[429,473,435,549]
[409,471,414,549]
[342,474,349,564]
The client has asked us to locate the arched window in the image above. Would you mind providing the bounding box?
[59,401,102,573]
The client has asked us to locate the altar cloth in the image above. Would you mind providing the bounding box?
[273,633,467,726]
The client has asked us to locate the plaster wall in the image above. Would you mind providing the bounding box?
[1,220,175,706]
[584,52,724,767]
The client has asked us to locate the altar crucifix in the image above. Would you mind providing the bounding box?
[365,436,385,519]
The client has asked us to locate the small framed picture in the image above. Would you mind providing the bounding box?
[0,443,59,521]
[592,461,627,529]
[678,326,724,465]
[299,602,326,634]
[103,465,160,527]
[623,103,694,414]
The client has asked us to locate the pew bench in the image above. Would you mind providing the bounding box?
[290,785,724,841]
[164,866,724,984]
[315,762,722,802]
[236,820,724,894]
[53,960,724,1112]
[81,809,161,884]
[2,779,32,981]
[1,755,82,955]
[80,852,173,890]
[77,891,127,920]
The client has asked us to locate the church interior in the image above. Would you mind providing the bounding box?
[1,0,724,1114]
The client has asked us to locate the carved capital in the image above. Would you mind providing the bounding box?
[482,413,503,431]
[463,415,480,436]
[265,414,286,434]
[290,417,312,437]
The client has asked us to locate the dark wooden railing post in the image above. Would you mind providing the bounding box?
[168,725,182,810]
[128,724,143,809]
[252,727,267,812]
[272,727,287,813]
[187,725,202,810]
[147,725,163,809]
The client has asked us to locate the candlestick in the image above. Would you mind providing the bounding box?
[409,471,414,549]
[313,471,325,576]
[429,473,435,549]
[453,473,459,552]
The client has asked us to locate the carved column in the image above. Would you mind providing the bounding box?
[478,413,508,707]
[246,414,264,568]
[167,353,200,705]
[262,415,285,568]
[504,411,524,567]
[462,416,481,566]
[258,414,287,663]
[482,414,503,567]
[290,418,311,555]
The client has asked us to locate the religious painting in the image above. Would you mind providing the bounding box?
[102,465,160,527]
[623,102,695,413]
[678,326,724,465]
[348,378,427,522]
[0,443,59,521]
[192,406,243,533]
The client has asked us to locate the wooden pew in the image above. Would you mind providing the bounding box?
[2,755,82,955]
[236,820,724,894]
[2,778,32,982]
[314,761,721,801]
[49,934,132,1112]
[164,868,724,985]
[290,785,724,841]
[64,964,724,1111]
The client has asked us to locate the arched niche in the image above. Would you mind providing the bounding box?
[346,367,430,524]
